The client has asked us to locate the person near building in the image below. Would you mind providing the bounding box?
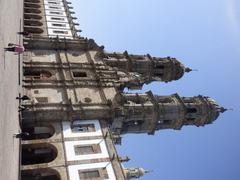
[4,43,25,54]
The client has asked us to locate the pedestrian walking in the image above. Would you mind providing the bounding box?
[4,43,25,54]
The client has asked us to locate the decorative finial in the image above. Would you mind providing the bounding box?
[219,107,228,113]
[185,67,192,73]
[145,170,153,173]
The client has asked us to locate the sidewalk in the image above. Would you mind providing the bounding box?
[0,0,23,179]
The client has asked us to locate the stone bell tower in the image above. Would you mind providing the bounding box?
[111,91,225,135]
[103,51,192,90]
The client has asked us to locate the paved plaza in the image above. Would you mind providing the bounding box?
[0,0,23,179]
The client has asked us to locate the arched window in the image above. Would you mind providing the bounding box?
[24,70,52,79]
[24,14,42,20]
[22,144,57,165]
[21,168,60,180]
[25,0,40,3]
[187,108,197,113]
[24,8,41,14]
[24,20,43,26]
[24,3,41,8]
[24,27,43,34]
[22,126,55,140]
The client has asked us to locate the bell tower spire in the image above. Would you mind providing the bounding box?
[111,91,225,135]
[103,51,190,88]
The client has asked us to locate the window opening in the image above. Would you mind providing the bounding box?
[52,23,66,27]
[187,108,197,113]
[36,97,48,103]
[51,17,64,21]
[71,124,96,133]
[53,30,68,34]
[79,169,109,180]
[73,71,87,77]
[22,144,57,165]
[74,144,101,155]
[49,6,60,9]
[50,11,63,15]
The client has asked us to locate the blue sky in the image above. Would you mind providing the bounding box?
[71,0,240,179]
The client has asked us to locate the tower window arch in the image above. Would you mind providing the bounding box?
[154,72,163,77]
[186,118,195,121]
[156,65,164,69]
[187,108,197,113]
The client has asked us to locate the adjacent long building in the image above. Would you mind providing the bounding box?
[20,0,225,179]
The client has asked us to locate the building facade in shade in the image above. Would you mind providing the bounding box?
[21,0,225,179]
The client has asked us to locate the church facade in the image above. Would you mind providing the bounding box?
[20,0,225,179]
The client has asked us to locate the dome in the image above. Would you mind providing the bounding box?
[203,96,226,123]
[138,168,147,176]
[157,57,190,82]
[171,58,185,80]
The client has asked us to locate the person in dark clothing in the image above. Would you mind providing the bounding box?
[16,95,30,101]
[13,132,30,139]
[17,31,30,36]
[4,43,25,53]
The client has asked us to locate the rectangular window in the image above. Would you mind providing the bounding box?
[79,170,100,179]
[48,1,59,4]
[51,17,64,21]
[74,144,101,155]
[52,23,66,27]
[49,6,60,9]
[156,65,164,69]
[36,97,48,103]
[50,11,63,15]
[71,124,95,133]
[53,30,68,34]
[34,90,39,94]
[79,169,109,180]
[73,71,87,77]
